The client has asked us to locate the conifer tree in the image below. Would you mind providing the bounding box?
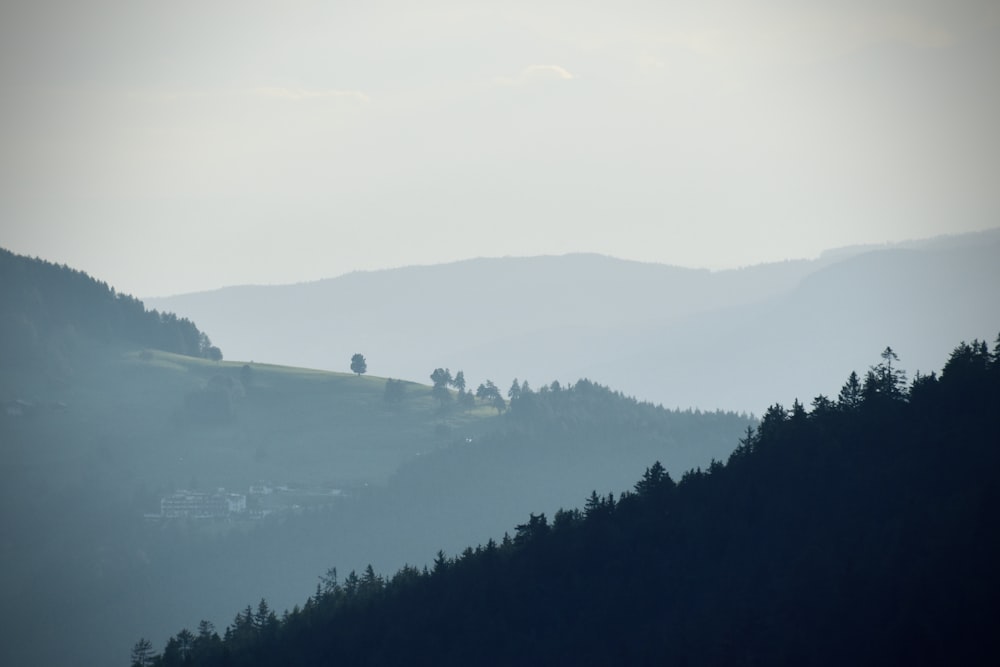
[838,371,863,410]
[130,638,156,667]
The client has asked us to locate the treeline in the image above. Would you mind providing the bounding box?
[384,376,752,519]
[503,376,744,436]
[136,335,1000,666]
[0,247,220,367]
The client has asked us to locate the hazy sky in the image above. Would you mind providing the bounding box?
[2,0,998,296]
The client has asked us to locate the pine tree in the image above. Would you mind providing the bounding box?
[130,638,156,667]
[838,371,863,410]
[634,461,672,496]
[864,346,907,401]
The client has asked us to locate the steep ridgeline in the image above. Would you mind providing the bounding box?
[142,336,1000,666]
[0,247,221,371]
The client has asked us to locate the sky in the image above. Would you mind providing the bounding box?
[1,0,998,297]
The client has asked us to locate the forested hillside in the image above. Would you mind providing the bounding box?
[0,252,753,667]
[0,247,220,371]
[140,336,1000,666]
[383,379,748,538]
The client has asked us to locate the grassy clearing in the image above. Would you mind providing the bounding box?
[0,344,499,508]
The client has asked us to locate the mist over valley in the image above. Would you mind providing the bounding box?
[2,230,998,665]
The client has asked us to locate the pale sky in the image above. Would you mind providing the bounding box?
[1,0,998,297]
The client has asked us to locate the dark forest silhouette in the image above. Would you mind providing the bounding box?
[137,335,1000,666]
[0,247,221,368]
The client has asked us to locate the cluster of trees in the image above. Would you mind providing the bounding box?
[424,369,570,415]
[474,379,505,413]
[137,335,1000,666]
[377,361,624,418]
[0,247,221,368]
[426,368,475,410]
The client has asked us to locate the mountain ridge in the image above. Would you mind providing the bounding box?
[146,228,1000,413]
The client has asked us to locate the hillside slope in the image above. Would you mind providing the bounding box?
[144,334,1000,666]
[0,247,219,370]
[0,343,493,667]
[0,254,753,667]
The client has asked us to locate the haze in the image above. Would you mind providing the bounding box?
[2,0,998,297]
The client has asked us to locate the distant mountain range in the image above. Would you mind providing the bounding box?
[147,229,1000,414]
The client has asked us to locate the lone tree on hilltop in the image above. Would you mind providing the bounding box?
[350,353,367,376]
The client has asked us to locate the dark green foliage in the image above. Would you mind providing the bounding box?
[475,380,505,413]
[862,346,908,403]
[457,387,475,410]
[430,368,452,407]
[200,333,223,362]
[810,394,834,416]
[144,337,1000,665]
[350,353,367,376]
[0,247,219,367]
[131,638,156,667]
[430,367,452,387]
[633,461,673,497]
[508,378,521,401]
[426,369,473,410]
[837,370,863,410]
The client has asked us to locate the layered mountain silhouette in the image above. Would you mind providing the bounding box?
[0,249,752,667]
[147,228,1000,413]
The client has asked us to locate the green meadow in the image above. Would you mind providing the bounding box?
[1,342,498,509]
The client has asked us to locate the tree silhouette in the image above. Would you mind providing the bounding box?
[130,638,156,667]
[508,379,522,402]
[430,368,452,407]
[863,346,907,401]
[476,380,506,413]
[350,353,367,376]
[837,370,863,410]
